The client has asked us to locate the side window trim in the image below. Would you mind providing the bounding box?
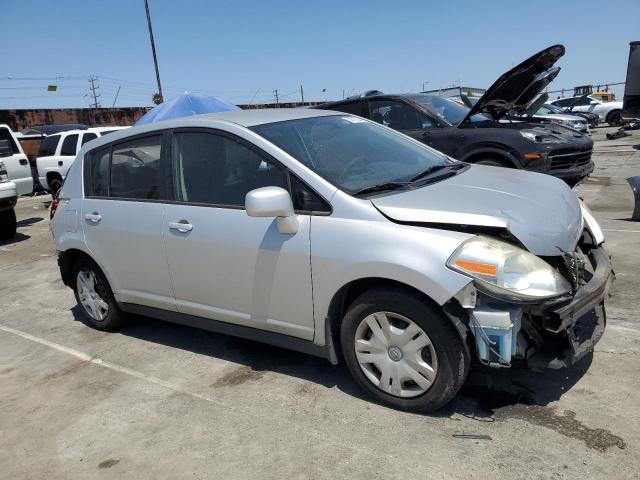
[168,127,332,215]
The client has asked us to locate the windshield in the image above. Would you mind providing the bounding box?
[252,115,451,194]
[406,94,490,124]
[541,103,564,114]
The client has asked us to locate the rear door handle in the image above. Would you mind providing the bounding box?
[19,159,28,165]
[169,221,193,233]
[84,212,102,224]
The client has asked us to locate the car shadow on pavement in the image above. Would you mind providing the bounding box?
[73,308,592,417]
[16,216,44,227]
[0,232,30,246]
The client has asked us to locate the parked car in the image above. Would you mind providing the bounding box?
[542,102,599,128]
[52,108,612,412]
[0,161,18,240]
[528,103,589,133]
[549,95,624,126]
[0,124,34,196]
[36,127,128,193]
[0,125,34,239]
[316,45,594,186]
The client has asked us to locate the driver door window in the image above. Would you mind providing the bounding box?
[172,131,288,207]
[369,100,433,130]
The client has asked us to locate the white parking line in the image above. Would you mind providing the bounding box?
[603,229,640,233]
[0,323,425,475]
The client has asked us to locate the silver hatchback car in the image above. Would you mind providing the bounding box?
[51,108,612,411]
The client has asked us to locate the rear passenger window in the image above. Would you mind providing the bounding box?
[110,136,162,199]
[81,133,98,146]
[85,147,110,197]
[61,134,79,156]
[172,131,287,207]
[39,135,60,157]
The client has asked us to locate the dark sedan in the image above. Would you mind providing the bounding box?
[316,45,594,185]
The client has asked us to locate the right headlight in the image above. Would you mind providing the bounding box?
[520,128,567,144]
[447,235,572,301]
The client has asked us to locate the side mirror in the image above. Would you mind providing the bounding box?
[0,139,12,157]
[245,186,298,234]
[590,101,598,105]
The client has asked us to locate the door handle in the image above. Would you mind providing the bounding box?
[169,221,193,233]
[84,212,102,224]
[58,161,63,167]
[19,159,28,165]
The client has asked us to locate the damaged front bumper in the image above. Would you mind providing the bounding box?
[454,245,613,370]
[529,246,613,368]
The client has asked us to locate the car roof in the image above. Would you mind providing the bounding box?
[75,108,343,153]
[190,108,339,127]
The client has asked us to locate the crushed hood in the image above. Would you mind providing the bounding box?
[460,45,565,125]
[371,166,583,256]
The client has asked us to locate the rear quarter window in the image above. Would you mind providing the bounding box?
[84,146,110,197]
[0,127,20,154]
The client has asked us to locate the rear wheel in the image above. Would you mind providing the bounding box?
[48,176,63,196]
[0,208,17,241]
[73,258,126,331]
[606,110,622,127]
[340,287,469,412]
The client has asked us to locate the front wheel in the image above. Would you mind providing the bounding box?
[73,258,126,331]
[340,287,469,412]
[0,208,17,241]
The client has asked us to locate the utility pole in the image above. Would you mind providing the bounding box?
[144,0,163,103]
[88,75,101,108]
[300,84,304,103]
[112,86,121,107]
[273,89,279,107]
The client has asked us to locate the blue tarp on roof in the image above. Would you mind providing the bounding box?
[135,93,240,125]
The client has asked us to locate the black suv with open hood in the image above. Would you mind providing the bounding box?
[316,45,593,185]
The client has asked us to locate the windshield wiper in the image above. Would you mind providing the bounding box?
[352,182,410,197]
[409,163,464,183]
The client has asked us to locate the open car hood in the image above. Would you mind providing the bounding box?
[371,165,583,256]
[459,45,565,125]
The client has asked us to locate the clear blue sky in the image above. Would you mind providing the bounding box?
[1,0,638,109]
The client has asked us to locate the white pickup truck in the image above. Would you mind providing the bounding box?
[36,127,127,193]
[0,125,34,239]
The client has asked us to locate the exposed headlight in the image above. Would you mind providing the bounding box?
[447,236,572,301]
[580,201,604,245]
[520,129,567,144]
[0,160,8,183]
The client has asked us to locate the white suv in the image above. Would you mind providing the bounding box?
[36,127,127,193]
[0,124,34,239]
[51,109,612,411]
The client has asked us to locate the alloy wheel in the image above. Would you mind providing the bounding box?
[76,269,109,321]
[354,311,438,398]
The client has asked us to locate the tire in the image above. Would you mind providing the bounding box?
[606,110,622,127]
[473,158,510,168]
[73,257,126,331]
[48,177,63,196]
[340,287,469,412]
[0,208,17,241]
